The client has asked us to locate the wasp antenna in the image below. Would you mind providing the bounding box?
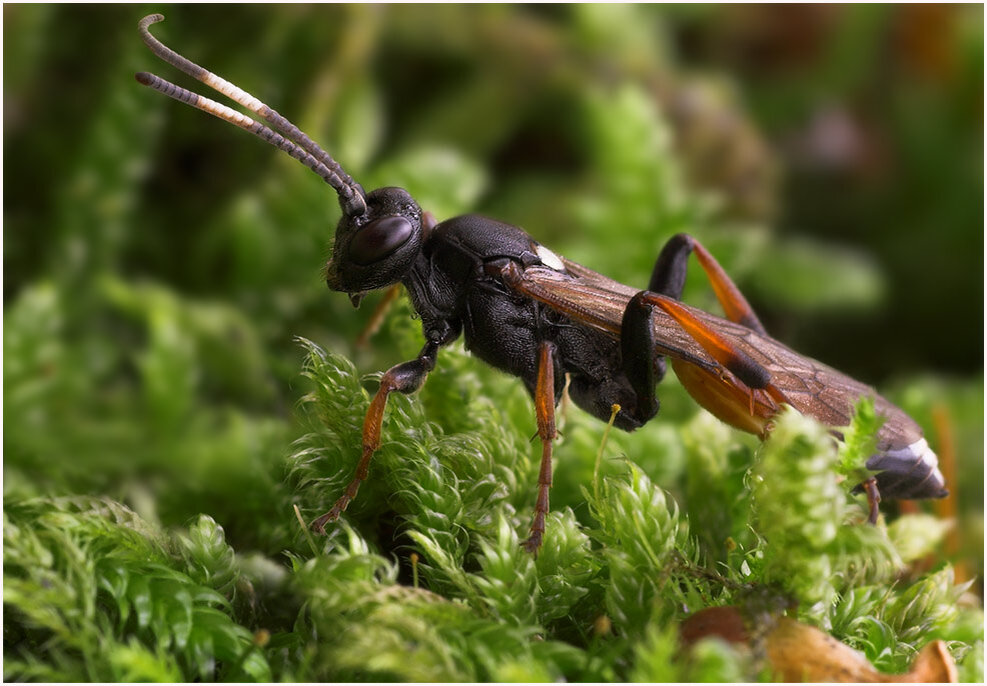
[134,71,355,195]
[137,14,367,218]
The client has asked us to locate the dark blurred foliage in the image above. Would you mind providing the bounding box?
[668,4,984,379]
[4,0,982,605]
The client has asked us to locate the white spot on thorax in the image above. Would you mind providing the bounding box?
[535,244,566,272]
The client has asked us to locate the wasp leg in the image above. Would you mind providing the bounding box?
[619,293,665,424]
[311,339,440,533]
[861,477,881,525]
[650,233,766,334]
[619,286,776,436]
[633,292,789,436]
[355,284,402,348]
[644,292,779,396]
[521,340,559,555]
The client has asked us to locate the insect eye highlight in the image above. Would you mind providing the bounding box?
[348,215,414,266]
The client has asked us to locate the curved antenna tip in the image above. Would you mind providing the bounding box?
[135,71,153,86]
[139,14,164,30]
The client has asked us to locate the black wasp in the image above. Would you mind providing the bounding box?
[136,14,946,552]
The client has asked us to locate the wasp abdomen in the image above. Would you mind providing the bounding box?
[867,438,947,500]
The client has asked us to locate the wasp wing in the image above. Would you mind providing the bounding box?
[512,259,918,443]
[510,259,715,371]
[507,258,944,500]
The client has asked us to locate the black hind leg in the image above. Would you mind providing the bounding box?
[649,233,767,334]
[616,233,770,429]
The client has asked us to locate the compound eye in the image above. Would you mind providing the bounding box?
[348,216,414,266]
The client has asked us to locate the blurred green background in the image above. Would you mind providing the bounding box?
[4,4,982,578]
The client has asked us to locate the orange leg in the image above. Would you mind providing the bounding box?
[636,292,790,431]
[650,234,766,334]
[521,340,558,554]
[311,340,439,533]
[861,477,881,525]
[644,293,773,394]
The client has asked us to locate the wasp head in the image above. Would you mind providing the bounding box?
[325,186,424,300]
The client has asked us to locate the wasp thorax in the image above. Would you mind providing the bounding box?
[325,187,424,294]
